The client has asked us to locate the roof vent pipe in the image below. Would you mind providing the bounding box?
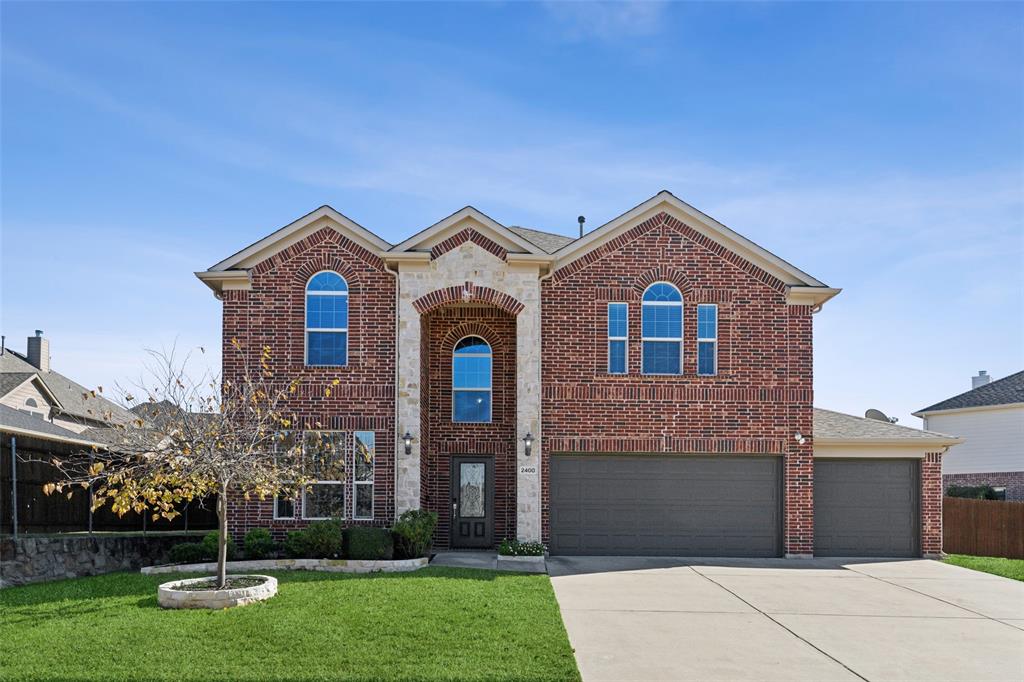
[577,215,585,238]
[972,370,991,390]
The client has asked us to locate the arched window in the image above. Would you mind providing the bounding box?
[452,336,492,423]
[641,282,683,374]
[306,271,348,366]
[24,398,38,408]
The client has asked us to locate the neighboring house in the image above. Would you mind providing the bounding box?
[0,332,132,534]
[197,190,959,558]
[914,370,1024,501]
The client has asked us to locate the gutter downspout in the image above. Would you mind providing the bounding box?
[383,257,401,520]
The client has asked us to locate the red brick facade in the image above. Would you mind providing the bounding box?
[221,226,396,543]
[211,202,941,558]
[540,211,815,555]
[420,306,518,547]
[943,471,1024,502]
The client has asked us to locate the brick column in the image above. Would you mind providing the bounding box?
[784,443,814,557]
[921,452,944,558]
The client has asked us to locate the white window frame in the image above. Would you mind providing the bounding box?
[301,431,348,521]
[452,336,492,423]
[641,282,683,375]
[607,302,628,374]
[305,270,349,367]
[353,431,375,520]
[697,303,718,376]
[272,431,299,520]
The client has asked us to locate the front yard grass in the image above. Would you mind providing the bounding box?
[0,567,580,681]
[944,554,1024,581]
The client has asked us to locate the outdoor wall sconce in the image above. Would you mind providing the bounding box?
[522,432,534,458]
[403,431,414,455]
[793,431,806,445]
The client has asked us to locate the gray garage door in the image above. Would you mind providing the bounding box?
[814,459,920,557]
[549,455,782,557]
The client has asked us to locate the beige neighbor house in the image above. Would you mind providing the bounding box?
[914,370,1024,501]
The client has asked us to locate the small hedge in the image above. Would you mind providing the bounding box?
[346,526,394,560]
[392,509,437,559]
[201,531,237,560]
[168,542,208,565]
[284,520,344,559]
[244,528,276,559]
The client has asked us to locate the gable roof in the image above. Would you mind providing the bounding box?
[0,371,64,409]
[813,408,961,446]
[508,226,576,254]
[553,190,839,307]
[0,349,132,425]
[913,371,1024,416]
[207,205,392,273]
[387,206,549,256]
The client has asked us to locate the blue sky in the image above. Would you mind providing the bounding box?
[2,1,1022,425]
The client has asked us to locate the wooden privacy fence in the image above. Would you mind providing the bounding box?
[943,496,1024,559]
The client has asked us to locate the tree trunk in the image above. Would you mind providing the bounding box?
[216,483,228,589]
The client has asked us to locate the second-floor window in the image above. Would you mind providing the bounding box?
[641,282,683,374]
[608,303,628,374]
[697,304,718,376]
[306,271,348,366]
[453,336,492,423]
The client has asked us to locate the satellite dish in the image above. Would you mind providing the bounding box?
[865,408,898,424]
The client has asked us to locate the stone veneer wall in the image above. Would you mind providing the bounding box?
[0,534,186,587]
[396,232,543,542]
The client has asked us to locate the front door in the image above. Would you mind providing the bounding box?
[450,456,493,548]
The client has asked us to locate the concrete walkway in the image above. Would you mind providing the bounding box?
[430,550,547,573]
[548,557,1024,682]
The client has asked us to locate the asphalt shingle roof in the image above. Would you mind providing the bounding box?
[0,403,101,445]
[0,372,38,398]
[0,349,133,425]
[813,408,958,442]
[507,226,576,254]
[915,371,1024,414]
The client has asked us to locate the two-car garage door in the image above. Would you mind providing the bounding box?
[549,455,783,557]
[549,454,920,557]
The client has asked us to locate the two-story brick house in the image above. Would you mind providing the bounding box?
[197,191,955,558]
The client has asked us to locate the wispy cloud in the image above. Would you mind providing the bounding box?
[541,1,668,42]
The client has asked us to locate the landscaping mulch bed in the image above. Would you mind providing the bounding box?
[174,576,267,591]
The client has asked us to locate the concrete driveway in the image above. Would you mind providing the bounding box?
[548,557,1024,681]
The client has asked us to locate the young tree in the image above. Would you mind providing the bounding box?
[38,341,338,589]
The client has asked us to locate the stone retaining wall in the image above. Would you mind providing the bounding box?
[0,534,192,588]
[142,556,428,575]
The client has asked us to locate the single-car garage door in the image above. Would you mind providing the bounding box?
[814,459,920,557]
[549,455,782,557]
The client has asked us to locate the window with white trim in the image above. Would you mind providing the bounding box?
[697,304,718,376]
[273,431,299,519]
[302,431,347,519]
[607,303,628,374]
[641,283,683,374]
[306,271,348,366]
[353,431,375,519]
[452,336,492,423]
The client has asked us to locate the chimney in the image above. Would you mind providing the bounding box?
[972,370,991,390]
[27,330,50,373]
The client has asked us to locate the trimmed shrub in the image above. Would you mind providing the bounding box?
[168,542,208,565]
[304,520,345,559]
[283,530,311,559]
[498,538,546,556]
[946,485,1001,500]
[201,531,237,560]
[244,528,276,559]
[392,509,438,559]
[345,526,394,560]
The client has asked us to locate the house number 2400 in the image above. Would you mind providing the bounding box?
[519,465,538,475]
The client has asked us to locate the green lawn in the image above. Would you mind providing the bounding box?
[944,554,1024,581]
[0,568,580,682]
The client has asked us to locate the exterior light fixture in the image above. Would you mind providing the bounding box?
[403,431,414,455]
[794,431,806,445]
[522,432,534,458]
